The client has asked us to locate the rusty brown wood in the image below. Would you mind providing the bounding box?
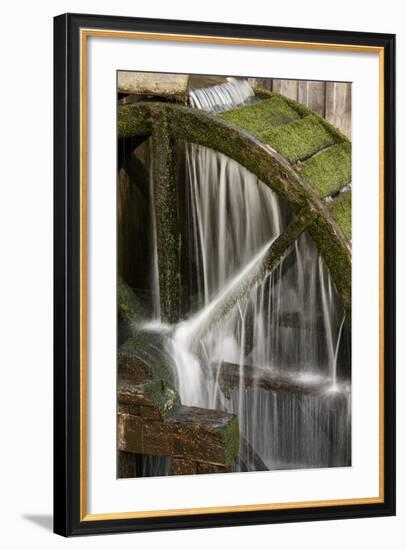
[118,405,239,466]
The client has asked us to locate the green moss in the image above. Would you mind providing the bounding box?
[297,142,352,197]
[221,97,301,135]
[118,377,180,417]
[223,415,240,466]
[330,190,352,241]
[259,115,337,164]
[117,275,148,326]
[152,115,180,323]
[269,92,349,145]
[165,103,311,208]
[308,214,351,311]
[118,101,351,308]
[119,333,175,386]
[142,379,181,417]
[253,87,276,100]
[117,103,153,138]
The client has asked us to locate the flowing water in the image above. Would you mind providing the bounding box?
[149,77,351,471]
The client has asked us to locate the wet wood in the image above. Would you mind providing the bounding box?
[152,115,180,323]
[197,462,228,474]
[248,78,351,137]
[117,151,151,290]
[170,458,197,475]
[325,82,352,138]
[214,361,330,398]
[118,100,351,311]
[117,451,140,478]
[240,436,268,471]
[118,404,239,466]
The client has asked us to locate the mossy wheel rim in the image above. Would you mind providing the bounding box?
[118,91,351,311]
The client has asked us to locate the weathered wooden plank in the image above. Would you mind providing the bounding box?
[170,458,197,475]
[272,79,299,100]
[118,402,162,420]
[325,82,352,138]
[214,362,331,398]
[247,77,273,90]
[118,405,240,466]
[197,462,228,474]
[298,80,326,116]
[221,97,301,133]
[118,71,189,99]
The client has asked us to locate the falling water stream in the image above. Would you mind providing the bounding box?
[147,77,351,471]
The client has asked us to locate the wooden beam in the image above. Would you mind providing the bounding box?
[118,405,239,467]
[151,114,180,323]
[213,361,331,398]
[118,71,189,100]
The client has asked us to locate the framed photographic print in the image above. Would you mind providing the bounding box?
[53,13,396,536]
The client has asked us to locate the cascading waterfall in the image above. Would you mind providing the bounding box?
[151,77,351,471]
[190,77,256,112]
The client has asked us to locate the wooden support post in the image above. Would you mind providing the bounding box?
[151,113,180,323]
[117,450,142,478]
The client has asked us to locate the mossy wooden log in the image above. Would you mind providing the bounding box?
[151,114,180,323]
[118,332,240,471]
[196,462,228,474]
[329,190,352,241]
[118,331,180,420]
[308,212,351,309]
[118,405,239,466]
[296,143,351,198]
[118,102,319,208]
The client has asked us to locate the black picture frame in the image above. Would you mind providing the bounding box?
[54,12,396,536]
